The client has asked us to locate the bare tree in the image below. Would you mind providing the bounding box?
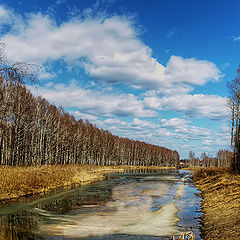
[227,66,240,171]
[0,43,40,86]
[217,150,233,167]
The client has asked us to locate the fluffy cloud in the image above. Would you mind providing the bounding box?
[132,118,156,129]
[0,5,15,26]
[69,110,98,121]
[164,56,220,85]
[202,132,230,150]
[97,117,211,142]
[0,5,225,122]
[94,117,172,142]
[0,4,229,158]
[144,94,227,120]
[33,81,156,118]
[93,116,226,158]
[161,118,191,129]
[0,6,221,89]
[159,118,211,140]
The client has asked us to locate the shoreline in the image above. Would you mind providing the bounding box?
[0,164,175,203]
[192,168,240,239]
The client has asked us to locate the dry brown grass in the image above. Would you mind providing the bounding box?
[193,167,240,239]
[172,232,194,240]
[0,164,125,202]
[0,164,172,203]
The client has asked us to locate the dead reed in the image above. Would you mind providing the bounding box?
[0,164,124,202]
[0,164,172,202]
[172,232,194,240]
[193,167,240,239]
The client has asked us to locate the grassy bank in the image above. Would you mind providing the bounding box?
[0,164,173,203]
[193,168,240,239]
[0,164,126,202]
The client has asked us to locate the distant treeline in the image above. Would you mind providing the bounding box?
[0,68,179,167]
[181,150,233,168]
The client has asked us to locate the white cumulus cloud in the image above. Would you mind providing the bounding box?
[0,6,221,90]
[144,94,227,120]
[32,81,156,118]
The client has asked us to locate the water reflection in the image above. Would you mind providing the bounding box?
[0,178,119,240]
[0,211,39,240]
[0,169,202,240]
[175,177,202,239]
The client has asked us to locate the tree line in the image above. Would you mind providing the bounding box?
[181,150,233,168]
[0,46,179,167]
[227,66,240,172]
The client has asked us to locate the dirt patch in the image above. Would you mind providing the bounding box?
[193,168,240,239]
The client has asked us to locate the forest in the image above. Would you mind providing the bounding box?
[0,47,179,167]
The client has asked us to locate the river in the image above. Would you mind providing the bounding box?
[0,169,202,240]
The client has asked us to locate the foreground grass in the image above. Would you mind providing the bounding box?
[0,164,173,202]
[0,164,126,202]
[193,167,240,239]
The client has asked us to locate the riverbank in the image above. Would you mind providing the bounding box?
[0,165,124,202]
[193,168,240,239]
[0,164,174,203]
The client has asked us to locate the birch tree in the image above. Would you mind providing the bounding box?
[227,66,240,171]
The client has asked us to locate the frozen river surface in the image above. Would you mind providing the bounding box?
[0,169,202,240]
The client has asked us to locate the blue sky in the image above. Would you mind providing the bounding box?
[0,0,238,158]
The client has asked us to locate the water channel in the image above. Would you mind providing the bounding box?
[0,169,202,240]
